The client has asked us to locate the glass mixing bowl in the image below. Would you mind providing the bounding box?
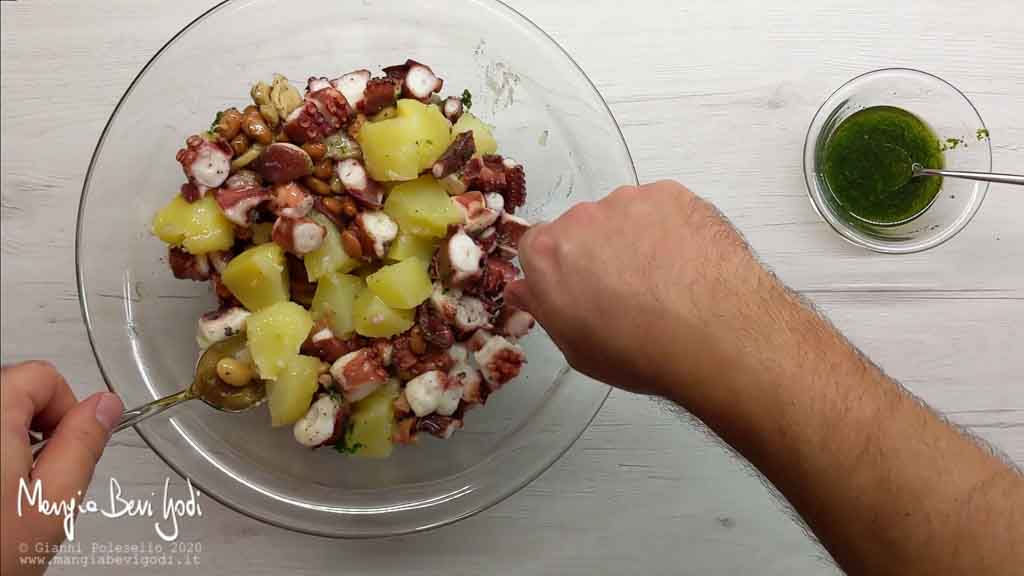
[77,0,636,537]
[803,68,990,253]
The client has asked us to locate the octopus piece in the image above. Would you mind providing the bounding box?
[293,394,343,448]
[258,143,314,184]
[417,304,455,349]
[306,76,333,94]
[431,131,476,179]
[224,169,262,190]
[272,216,326,256]
[210,273,240,308]
[330,348,389,403]
[477,227,498,254]
[360,77,400,116]
[461,155,527,212]
[451,191,499,234]
[479,256,519,296]
[300,324,355,364]
[207,250,233,274]
[196,306,250,349]
[330,69,370,111]
[336,158,384,208]
[495,306,535,339]
[495,212,531,255]
[213,185,270,226]
[474,334,526,390]
[442,96,464,123]
[353,210,398,259]
[465,329,493,353]
[176,134,232,190]
[371,338,394,367]
[452,295,490,334]
[168,247,210,281]
[271,181,314,219]
[383,59,444,101]
[282,85,352,144]
[179,182,201,203]
[436,229,483,289]
[404,370,448,417]
[416,414,462,439]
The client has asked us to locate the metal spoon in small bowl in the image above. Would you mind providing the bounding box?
[31,334,265,458]
[887,145,1024,187]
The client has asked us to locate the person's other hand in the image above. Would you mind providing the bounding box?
[505,180,780,402]
[0,361,124,576]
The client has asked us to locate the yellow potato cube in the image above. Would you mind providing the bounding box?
[345,380,399,458]
[384,176,464,238]
[356,99,452,182]
[221,243,290,311]
[245,301,313,380]
[152,194,235,254]
[310,272,364,338]
[386,232,439,263]
[353,290,414,338]
[366,258,432,310]
[452,112,498,156]
[304,211,360,281]
[267,355,321,427]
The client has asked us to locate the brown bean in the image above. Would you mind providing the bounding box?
[303,176,331,196]
[216,357,253,387]
[313,158,334,180]
[242,108,273,145]
[302,142,326,162]
[409,327,427,355]
[340,229,363,259]
[215,107,243,140]
[339,196,358,219]
[329,175,343,194]
[320,196,345,216]
[230,133,250,156]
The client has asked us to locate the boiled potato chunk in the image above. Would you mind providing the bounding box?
[366,258,432,310]
[304,211,360,281]
[357,99,452,181]
[386,232,439,263]
[222,243,290,311]
[246,301,314,380]
[452,112,497,156]
[345,380,399,458]
[353,290,415,338]
[267,355,321,427]
[383,176,464,237]
[310,272,363,337]
[152,194,235,254]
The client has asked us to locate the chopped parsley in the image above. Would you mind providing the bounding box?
[460,89,473,110]
[210,111,223,132]
[334,421,363,454]
[976,128,990,141]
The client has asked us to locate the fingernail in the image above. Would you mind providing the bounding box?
[94,393,124,432]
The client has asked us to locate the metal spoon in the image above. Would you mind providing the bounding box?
[909,163,1024,186]
[31,335,265,458]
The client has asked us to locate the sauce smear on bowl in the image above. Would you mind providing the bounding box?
[823,106,944,224]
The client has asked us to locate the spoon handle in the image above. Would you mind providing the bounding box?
[31,388,195,459]
[916,167,1024,186]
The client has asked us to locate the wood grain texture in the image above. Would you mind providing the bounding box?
[1,0,1020,574]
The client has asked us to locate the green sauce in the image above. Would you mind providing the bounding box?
[823,106,944,224]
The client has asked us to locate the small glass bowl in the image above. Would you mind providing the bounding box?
[803,68,990,253]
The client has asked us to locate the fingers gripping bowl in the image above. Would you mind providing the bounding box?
[77,0,636,536]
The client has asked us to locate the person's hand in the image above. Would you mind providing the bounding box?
[1,361,123,576]
[505,180,784,402]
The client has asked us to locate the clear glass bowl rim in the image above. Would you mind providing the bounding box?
[75,0,636,537]
[802,67,991,254]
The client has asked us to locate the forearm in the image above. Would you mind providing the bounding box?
[668,276,1024,574]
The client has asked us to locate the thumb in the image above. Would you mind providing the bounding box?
[32,392,123,507]
[503,279,537,315]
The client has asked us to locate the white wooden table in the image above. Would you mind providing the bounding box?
[2,1,1021,574]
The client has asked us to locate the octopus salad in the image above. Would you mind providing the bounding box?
[151,61,533,458]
